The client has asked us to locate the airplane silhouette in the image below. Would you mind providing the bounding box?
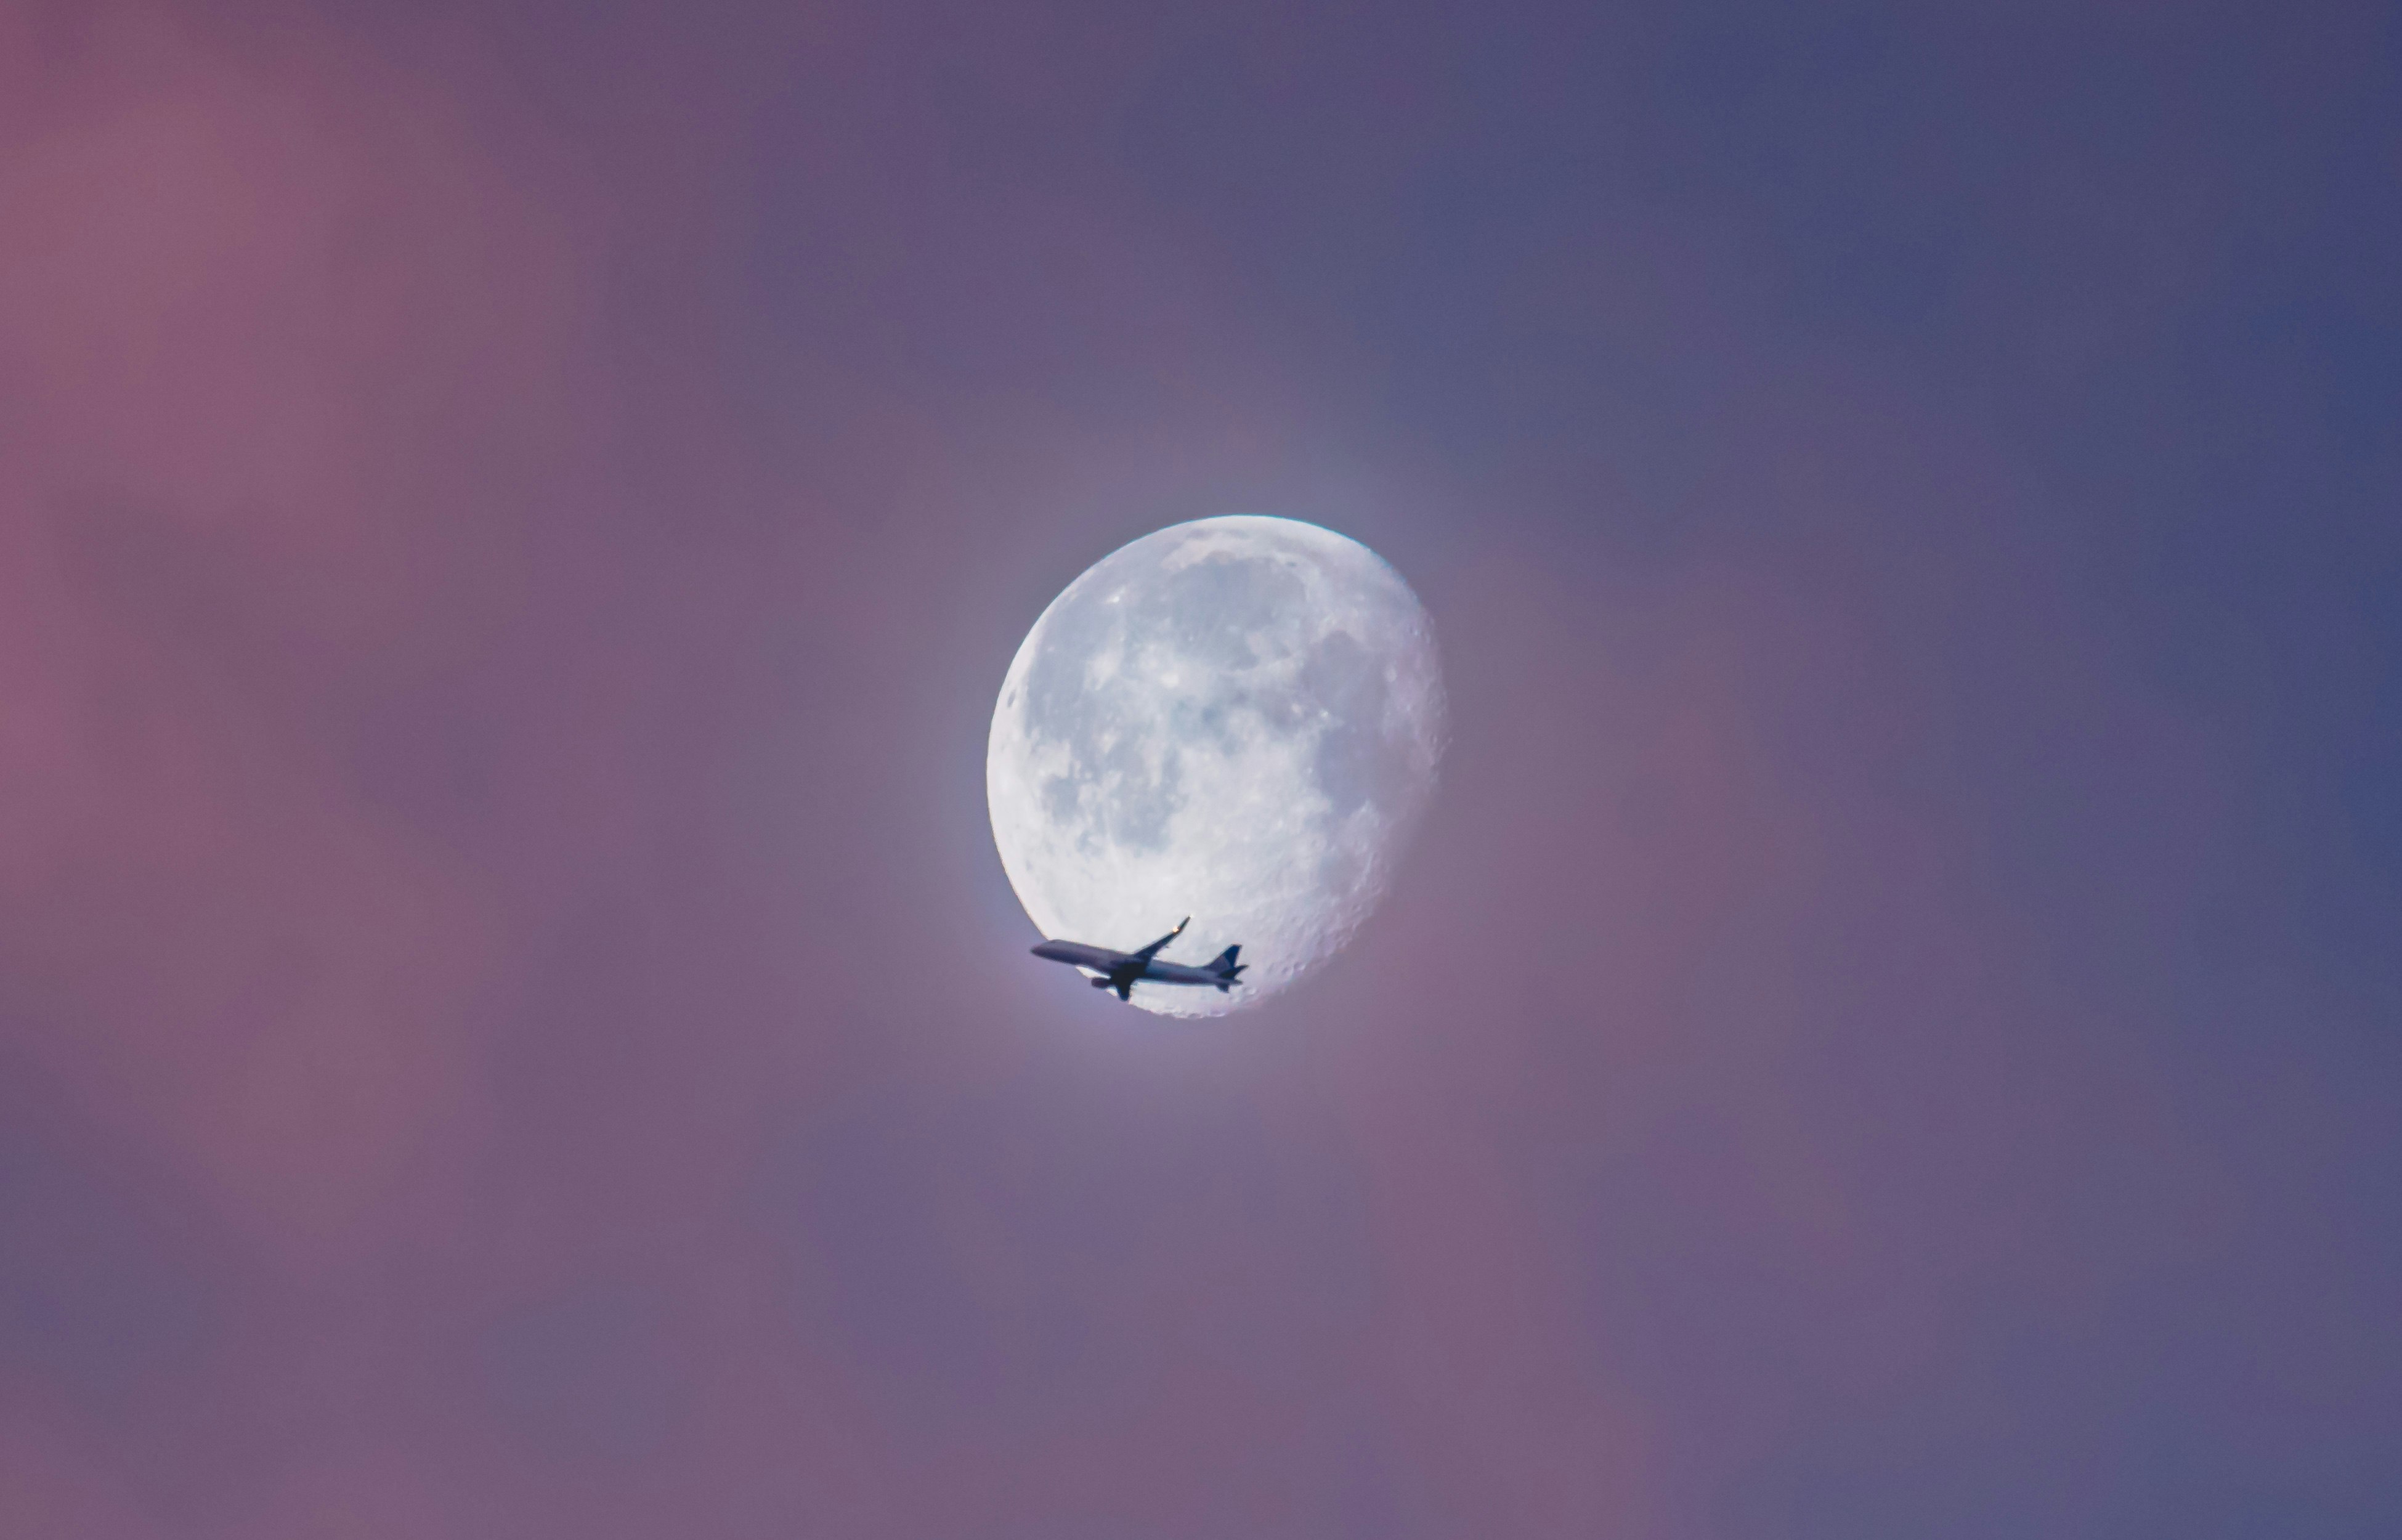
[1030,918,1245,1002]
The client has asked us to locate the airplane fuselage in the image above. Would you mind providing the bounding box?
[1030,921,1244,1002]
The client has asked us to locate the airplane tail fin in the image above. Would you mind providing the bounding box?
[1209,946,1244,981]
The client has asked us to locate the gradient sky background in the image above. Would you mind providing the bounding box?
[4,2,2398,1536]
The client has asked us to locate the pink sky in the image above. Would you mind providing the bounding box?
[3,2,2397,1534]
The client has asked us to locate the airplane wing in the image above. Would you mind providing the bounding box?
[1130,917,1189,963]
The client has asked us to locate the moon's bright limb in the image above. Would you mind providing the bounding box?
[987,516,1445,1015]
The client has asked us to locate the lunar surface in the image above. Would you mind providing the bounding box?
[987,516,1445,1015]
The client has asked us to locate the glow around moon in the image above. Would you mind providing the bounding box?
[987,516,1445,1015]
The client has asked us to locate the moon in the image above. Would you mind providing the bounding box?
[986,516,1445,1015]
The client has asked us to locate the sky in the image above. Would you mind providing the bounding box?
[1,1,2397,1536]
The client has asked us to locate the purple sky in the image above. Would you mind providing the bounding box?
[3,2,2398,1534]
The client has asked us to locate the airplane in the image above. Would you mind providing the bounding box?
[1031,918,1245,1002]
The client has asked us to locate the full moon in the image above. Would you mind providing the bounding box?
[986,516,1445,1015]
